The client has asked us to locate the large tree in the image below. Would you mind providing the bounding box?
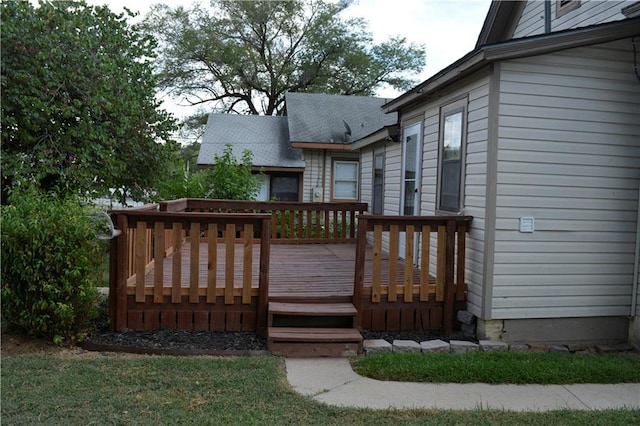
[144,0,426,117]
[1,1,179,203]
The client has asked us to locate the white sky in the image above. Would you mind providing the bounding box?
[88,0,492,116]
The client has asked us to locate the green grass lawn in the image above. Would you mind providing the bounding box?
[2,353,639,425]
[354,351,640,384]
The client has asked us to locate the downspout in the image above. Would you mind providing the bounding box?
[544,0,551,34]
[631,181,640,316]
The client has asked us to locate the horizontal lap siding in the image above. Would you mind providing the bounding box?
[418,73,491,317]
[492,40,640,319]
[302,150,322,202]
[360,149,373,209]
[513,1,627,39]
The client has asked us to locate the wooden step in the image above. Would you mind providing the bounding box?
[268,302,357,316]
[268,327,363,357]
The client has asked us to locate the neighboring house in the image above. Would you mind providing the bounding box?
[285,92,396,203]
[355,0,640,344]
[198,114,305,201]
[198,92,396,203]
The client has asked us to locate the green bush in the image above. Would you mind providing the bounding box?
[1,188,103,344]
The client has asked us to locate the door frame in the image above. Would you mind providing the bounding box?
[399,122,423,263]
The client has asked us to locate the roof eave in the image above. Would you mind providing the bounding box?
[290,142,351,150]
[350,125,400,151]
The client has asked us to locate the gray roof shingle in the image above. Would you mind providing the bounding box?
[285,92,397,144]
[198,114,304,168]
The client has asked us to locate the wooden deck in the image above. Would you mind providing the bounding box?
[110,200,471,334]
[136,241,431,300]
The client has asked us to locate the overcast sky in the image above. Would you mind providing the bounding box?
[88,0,492,116]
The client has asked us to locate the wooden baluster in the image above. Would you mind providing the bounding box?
[171,222,182,304]
[242,224,253,304]
[190,222,200,303]
[324,210,330,239]
[420,225,431,301]
[444,220,456,336]
[256,217,271,336]
[271,211,278,240]
[297,210,303,240]
[352,218,368,328]
[372,224,382,302]
[288,210,294,241]
[281,209,287,239]
[207,223,218,304]
[225,223,235,304]
[436,225,446,302]
[388,225,399,302]
[404,225,414,302]
[153,221,164,304]
[135,221,147,303]
[456,223,467,301]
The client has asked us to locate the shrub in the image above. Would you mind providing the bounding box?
[1,188,103,344]
[206,143,261,200]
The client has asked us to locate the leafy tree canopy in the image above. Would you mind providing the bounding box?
[1,0,179,204]
[144,0,426,117]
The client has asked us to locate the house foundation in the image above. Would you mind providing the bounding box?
[476,319,503,341]
[629,316,640,345]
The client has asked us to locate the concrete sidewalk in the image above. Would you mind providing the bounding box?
[285,358,640,411]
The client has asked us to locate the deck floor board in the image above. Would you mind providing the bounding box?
[139,242,432,298]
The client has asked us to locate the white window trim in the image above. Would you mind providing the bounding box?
[436,98,467,214]
[332,160,359,201]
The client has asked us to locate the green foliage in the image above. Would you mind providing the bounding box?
[207,144,261,200]
[144,0,426,116]
[354,351,640,384]
[1,187,103,343]
[1,1,178,204]
[156,143,260,201]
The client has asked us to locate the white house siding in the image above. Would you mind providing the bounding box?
[360,149,373,209]
[512,0,628,39]
[492,39,640,319]
[301,149,324,202]
[412,72,491,317]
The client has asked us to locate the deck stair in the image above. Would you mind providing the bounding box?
[267,301,363,357]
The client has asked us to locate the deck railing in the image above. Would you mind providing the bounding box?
[353,215,473,335]
[160,198,367,243]
[109,206,271,333]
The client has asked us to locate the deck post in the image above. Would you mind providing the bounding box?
[109,213,129,331]
[353,216,368,327]
[443,219,456,336]
[256,217,271,337]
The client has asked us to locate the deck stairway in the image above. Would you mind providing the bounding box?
[267,302,363,357]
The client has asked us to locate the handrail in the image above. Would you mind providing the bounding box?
[159,198,367,243]
[353,214,472,336]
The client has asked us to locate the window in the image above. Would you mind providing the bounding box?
[372,152,384,214]
[437,100,466,212]
[270,174,300,201]
[333,160,358,200]
[556,0,580,18]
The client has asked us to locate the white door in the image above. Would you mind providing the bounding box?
[399,123,422,262]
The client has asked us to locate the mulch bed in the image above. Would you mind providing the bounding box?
[83,325,459,356]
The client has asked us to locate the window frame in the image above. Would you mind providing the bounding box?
[556,0,580,18]
[332,159,359,201]
[436,98,467,214]
[372,151,384,215]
